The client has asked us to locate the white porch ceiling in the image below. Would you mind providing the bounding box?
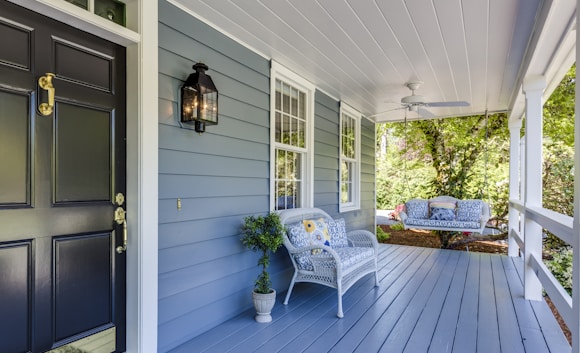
[170,0,576,123]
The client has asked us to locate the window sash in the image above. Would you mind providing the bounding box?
[270,62,314,211]
[339,104,360,211]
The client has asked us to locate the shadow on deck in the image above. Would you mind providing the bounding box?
[170,244,570,353]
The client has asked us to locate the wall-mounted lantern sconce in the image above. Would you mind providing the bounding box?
[180,63,218,133]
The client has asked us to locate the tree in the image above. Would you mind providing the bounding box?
[377,113,509,218]
[542,65,575,251]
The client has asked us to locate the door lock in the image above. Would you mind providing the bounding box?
[114,206,127,254]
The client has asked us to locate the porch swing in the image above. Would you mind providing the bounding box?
[398,111,491,234]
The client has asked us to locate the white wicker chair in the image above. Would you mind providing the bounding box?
[277,208,379,318]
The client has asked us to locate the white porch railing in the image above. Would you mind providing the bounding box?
[508,70,577,351]
[508,201,574,329]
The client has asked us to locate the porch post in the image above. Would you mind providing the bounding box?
[125,0,158,352]
[522,75,545,301]
[572,3,580,350]
[508,118,522,257]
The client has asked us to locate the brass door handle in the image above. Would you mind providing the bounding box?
[114,206,127,254]
[116,219,127,254]
[38,73,55,116]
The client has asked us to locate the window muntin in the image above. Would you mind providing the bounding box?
[271,62,314,210]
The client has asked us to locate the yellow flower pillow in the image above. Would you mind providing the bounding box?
[302,218,331,254]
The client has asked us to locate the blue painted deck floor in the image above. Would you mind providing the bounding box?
[170,244,570,353]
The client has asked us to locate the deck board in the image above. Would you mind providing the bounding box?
[402,250,461,353]
[376,250,460,353]
[453,252,480,353]
[168,244,571,353]
[477,255,501,353]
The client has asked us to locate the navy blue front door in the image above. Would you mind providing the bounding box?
[0,1,126,352]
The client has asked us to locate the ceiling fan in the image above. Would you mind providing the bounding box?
[370,81,470,119]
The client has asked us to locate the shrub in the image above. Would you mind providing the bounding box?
[240,212,285,294]
[376,226,390,242]
[545,247,573,295]
[389,222,405,231]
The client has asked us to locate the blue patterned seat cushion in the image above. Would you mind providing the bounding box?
[406,199,429,219]
[334,247,374,270]
[286,221,374,271]
[313,247,375,271]
[405,218,479,229]
[457,200,482,222]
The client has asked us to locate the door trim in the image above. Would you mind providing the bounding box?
[5,1,160,352]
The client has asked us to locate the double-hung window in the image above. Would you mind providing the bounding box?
[340,103,361,212]
[270,62,314,210]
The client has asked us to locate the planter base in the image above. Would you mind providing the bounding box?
[253,289,276,323]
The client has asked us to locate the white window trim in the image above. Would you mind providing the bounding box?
[339,102,361,212]
[269,61,315,210]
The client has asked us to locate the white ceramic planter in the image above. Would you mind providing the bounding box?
[252,289,276,323]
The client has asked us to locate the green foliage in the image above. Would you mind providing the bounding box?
[240,212,285,294]
[543,65,575,147]
[542,65,575,250]
[389,222,405,231]
[376,113,509,218]
[545,247,573,295]
[376,226,390,242]
[375,65,575,252]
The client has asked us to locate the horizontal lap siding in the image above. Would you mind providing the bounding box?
[159,2,376,351]
[157,2,293,351]
[313,91,339,217]
[312,92,375,231]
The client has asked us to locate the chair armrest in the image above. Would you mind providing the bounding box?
[399,211,408,222]
[346,230,378,252]
[285,244,334,255]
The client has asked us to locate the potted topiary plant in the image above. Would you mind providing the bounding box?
[240,212,285,323]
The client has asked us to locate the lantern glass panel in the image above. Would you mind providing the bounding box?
[181,86,199,122]
[200,91,218,124]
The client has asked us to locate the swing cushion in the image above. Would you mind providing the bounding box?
[400,196,490,233]
[430,207,456,221]
[457,200,483,222]
[429,201,456,221]
[404,218,480,229]
[406,199,429,219]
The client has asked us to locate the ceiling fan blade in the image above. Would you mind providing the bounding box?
[367,106,405,118]
[417,107,435,118]
[425,101,470,107]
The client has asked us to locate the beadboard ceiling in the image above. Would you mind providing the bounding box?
[170,0,576,123]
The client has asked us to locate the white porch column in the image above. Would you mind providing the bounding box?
[522,75,545,301]
[125,0,158,352]
[508,119,522,257]
[572,3,580,350]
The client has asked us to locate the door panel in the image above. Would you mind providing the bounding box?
[0,1,126,352]
[53,37,113,92]
[0,89,31,206]
[54,232,112,342]
[0,241,32,353]
[0,16,32,71]
[55,103,112,203]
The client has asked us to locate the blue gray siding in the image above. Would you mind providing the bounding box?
[313,91,376,231]
[158,1,375,351]
[158,2,293,351]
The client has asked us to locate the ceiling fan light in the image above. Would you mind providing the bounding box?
[401,95,426,104]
